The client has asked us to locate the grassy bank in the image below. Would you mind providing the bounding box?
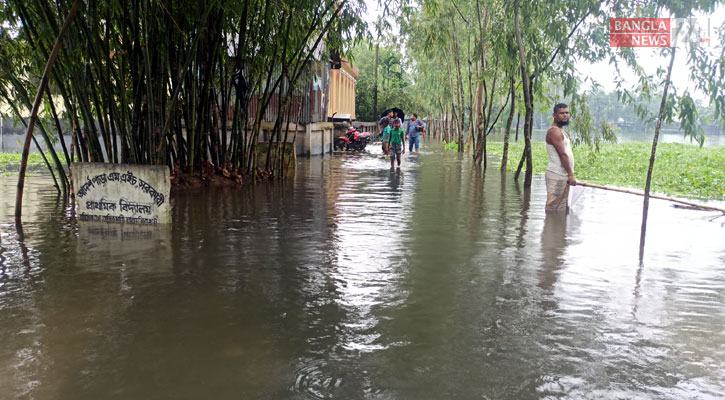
[0,153,55,176]
[487,141,724,200]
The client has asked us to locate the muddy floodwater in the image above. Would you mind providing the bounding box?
[1,144,724,399]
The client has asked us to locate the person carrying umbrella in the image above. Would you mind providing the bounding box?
[380,108,405,127]
[379,110,393,138]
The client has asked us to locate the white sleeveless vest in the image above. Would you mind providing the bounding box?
[546,128,574,177]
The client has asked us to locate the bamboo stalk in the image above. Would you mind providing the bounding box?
[45,86,71,170]
[576,181,725,213]
[15,0,81,225]
[642,46,677,253]
[156,0,221,165]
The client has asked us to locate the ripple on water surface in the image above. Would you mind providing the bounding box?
[0,148,724,399]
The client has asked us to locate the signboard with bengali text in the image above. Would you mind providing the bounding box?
[70,163,171,224]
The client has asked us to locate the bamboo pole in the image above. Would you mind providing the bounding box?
[640,46,677,259]
[15,0,81,225]
[576,181,725,213]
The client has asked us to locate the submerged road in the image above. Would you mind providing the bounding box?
[0,144,724,399]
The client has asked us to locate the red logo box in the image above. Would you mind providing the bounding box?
[610,18,671,47]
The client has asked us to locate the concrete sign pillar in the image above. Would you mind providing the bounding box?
[70,163,171,224]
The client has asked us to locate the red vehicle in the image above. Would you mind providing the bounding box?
[334,127,373,151]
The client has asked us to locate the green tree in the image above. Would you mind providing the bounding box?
[1,0,367,222]
[352,40,421,122]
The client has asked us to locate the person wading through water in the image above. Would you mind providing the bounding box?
[545,103,577,211]
[386,118,405,169]
[380,117,391,155]
[406,113,426,153]
[379,110,394,137]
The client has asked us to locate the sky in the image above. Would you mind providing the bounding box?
[362,0,724,103]
[582,9,725,102]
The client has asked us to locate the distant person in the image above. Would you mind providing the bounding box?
[379,110,393,138]
[385,118,405,169]
[381,119,391,155]
[406,113,426,152]
[392,111,403,126]
[545,103,577,211]
[378,116,387,140]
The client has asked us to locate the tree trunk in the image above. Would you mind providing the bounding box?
[514,10,534,187]
[438,104,445,141]
[473,77,487,164]
[474,80,484,162]
[514,146,526,180]
[482,68,498,169]
[474,0,489,163]
[524,78,534,187]
[501,74,516,171]
[466,39,476,152]
[450,27,465,152]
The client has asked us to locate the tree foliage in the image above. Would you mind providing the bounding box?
[0,0,367,190]
[352,41,421,121]
[394,0,725,186]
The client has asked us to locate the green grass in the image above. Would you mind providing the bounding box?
[487,141,725,200]
[443,141,463,151]
[0,153,57,174]
[443,141,471,152]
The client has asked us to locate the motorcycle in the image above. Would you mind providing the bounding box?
[334,127,373,151]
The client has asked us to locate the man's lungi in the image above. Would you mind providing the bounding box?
[545,171,570,212]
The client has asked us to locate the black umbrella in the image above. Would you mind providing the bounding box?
[380,108,405,122]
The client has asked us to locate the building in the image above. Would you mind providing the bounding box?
[253,56,358,157]
[327,59,359,121]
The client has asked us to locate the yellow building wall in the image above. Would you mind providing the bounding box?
[327,61,358,120]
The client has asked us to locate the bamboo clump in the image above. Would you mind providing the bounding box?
[3,0,365,221]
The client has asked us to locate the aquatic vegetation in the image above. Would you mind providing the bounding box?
[0,153,49,174]
[488,141,725,200]
[443,141,460,151]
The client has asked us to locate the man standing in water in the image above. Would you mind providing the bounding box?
[406,113,426,152]
[386,118,405,169]
[545,103,577,211]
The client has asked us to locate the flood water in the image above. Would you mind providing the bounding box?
[1,144,724,399]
